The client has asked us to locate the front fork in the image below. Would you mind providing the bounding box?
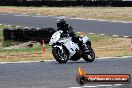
[82,41,91,54]
[53,44,64,55]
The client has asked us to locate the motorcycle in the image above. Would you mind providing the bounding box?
[49,30,95,63]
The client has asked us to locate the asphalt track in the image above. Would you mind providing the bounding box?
[0,12,132,37]
[0,57,132,88]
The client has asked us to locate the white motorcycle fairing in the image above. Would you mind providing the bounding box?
[49,30,90,60]
[58,37,79,58]
[49,30,80,59]
[49,30,95,63]
[49,30,63,45]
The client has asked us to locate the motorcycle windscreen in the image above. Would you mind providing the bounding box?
[82,36,90,44]
[49,31,61,45]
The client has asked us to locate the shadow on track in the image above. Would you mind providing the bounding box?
[52,60,97,65]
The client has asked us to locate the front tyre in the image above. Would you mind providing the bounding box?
[52,46,69,63]
[82,47,95,62]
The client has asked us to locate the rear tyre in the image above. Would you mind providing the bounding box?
[82,47,95,62]
[52,46,69,63]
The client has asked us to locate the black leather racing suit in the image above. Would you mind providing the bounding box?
[57,24,82,48]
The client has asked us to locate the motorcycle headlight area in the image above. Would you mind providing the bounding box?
[49,36,60,45]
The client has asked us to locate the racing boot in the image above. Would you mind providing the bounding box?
[82,44,90,54]
[79,38,90,53]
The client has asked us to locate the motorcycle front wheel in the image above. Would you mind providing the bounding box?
[52,46,69,63]
[82,47,95,62]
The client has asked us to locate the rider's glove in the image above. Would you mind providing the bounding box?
[61,33,68,38]
[79,38,83,42]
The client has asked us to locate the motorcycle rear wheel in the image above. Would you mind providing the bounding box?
[52,47,69,63]
[82,47,95,62]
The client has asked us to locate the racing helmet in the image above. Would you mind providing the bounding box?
[57,18,66,28]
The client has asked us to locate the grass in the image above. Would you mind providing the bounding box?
[0,25,8,48]
[0,25,53,62]
[91,36,131,57]
[0,6,132,21]
[0,30,131,62]
[0,25,131,62]
[0,45,53,62]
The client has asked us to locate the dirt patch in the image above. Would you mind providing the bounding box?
[0,53,44,59]
[92,37,131,57]
[0,8,16,12]
[4,41,41,49]
[0,51,54,62]
[0,7,132,21]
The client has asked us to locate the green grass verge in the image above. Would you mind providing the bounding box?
[0,45,51,53]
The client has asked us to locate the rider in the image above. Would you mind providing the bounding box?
[56,18,88,53]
